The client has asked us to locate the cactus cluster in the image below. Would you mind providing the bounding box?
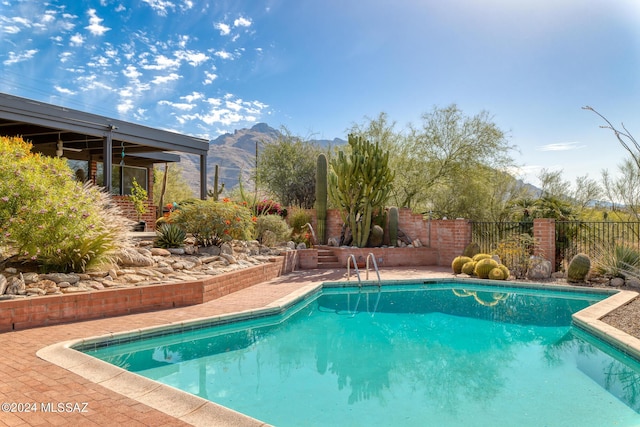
[567,253,591,283]
[328,134,394,248]
[452,252,510,280]
[315,153,328,245]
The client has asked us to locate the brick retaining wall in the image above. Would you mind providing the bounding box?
[0,253,296,332]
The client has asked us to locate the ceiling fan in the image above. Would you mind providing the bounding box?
[55,134,82,157]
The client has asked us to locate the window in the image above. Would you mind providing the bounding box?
[96,163,148,196]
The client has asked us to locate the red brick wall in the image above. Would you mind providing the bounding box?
[533,218,555,261]
[0,257,292,332]
[112,196,157,230]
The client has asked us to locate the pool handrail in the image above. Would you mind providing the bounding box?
[365,253,382,287]
[346,254,362,286]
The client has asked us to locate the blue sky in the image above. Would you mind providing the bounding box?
[0,0,639,187]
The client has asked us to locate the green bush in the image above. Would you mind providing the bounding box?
[172,198,255,246]
[0,136,131,272]
[256,214,292,244]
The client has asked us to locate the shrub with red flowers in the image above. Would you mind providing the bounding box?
[254,199,286,217]
[172,198,255,247]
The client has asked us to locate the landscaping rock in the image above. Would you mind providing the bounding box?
[40,273,80,285]
[527,257,552,280]
[626,277,640,289]
[167,248,185,255]
[6,274,26,295]
[151,248,172,256]
[220,242,233,255]
[610,277,625,287]
[117,248,155,267]
[0,274,7,295]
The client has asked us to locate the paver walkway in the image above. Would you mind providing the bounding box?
[0,267,450,427]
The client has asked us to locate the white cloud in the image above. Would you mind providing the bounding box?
[70,33,84,46]
[214,50,233,60]
[123,65,142,79]
[176,50,209,66]
[3,25,21,34]
[85,9,110,36]
[203,70,218,84]
[215,22,230,35]
[117,98,135,114]
[151,73,181,84]
[115,4,126,13]
[181,91,203,103]
[54,86,77,95]
[537,142,584,152]
[234,16,252,27]
[159,100,194,110]
[141,0,176,16]
[3,49,38,65]
[143,54,180,70]
[59,52,73,63]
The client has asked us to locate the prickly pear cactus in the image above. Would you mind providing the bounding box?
[452,256,473,274]
[567,253,591,283]
[389,206,399,247]
[315,153,328,244]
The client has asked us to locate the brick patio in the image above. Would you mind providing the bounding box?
[0,267,454,427]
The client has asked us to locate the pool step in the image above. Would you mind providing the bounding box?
[317,248,342,268]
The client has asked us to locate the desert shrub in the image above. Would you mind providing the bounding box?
[592,243,640,279]
[254,199,286,217]
[0,136,132,272]
[494,233,538,279]
[172,198,255,246]
[288,207,313,245]
[255,214,292,244]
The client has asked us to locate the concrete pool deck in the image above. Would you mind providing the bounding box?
[1,266,639,427]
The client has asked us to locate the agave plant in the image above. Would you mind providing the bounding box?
[592,242,640,279]
[155,223,186,249]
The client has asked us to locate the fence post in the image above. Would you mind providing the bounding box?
[534,218,555,271]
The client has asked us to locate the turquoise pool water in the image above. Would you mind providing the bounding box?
[81,282,640,426]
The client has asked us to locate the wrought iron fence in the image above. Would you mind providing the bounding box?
[555,221,640,270]
[472,220,640,272]
[471,221,535,276]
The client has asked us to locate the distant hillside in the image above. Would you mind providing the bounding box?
[178,123,345,195]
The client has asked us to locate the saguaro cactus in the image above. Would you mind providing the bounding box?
[315,153,328,244]
[388,206,399,246]
[328,134,394,247]
[207,164,225,201]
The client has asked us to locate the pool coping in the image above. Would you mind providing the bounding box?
[36,278,640,427]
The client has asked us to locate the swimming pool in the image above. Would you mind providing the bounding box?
[76,280,640,426]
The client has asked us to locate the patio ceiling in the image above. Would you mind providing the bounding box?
[0,92,209,198]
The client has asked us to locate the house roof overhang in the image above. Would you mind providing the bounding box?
[0,92,209,160]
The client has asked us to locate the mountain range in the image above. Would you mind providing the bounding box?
[178,123,344,194]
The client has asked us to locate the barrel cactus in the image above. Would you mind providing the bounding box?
[488,267,505,280]
[567,253,591,283]
[461,261,476,275]
[498,264,510,280]
[452,256,473,274]
[474,258,499,279]
[472,253,492,262]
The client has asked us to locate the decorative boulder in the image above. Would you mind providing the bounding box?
[526,256,552,280]
[0,274,7,295]
[117,248,155,267]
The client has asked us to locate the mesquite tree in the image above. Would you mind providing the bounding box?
[329,134,394,247]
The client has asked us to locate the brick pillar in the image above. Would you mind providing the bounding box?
[533,218,555,271]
